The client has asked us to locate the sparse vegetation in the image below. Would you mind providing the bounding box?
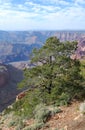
[34,104,61,123]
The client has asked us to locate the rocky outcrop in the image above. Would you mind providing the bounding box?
[16,91,26,101]
[76,37,85,59]
[71,37,85,59]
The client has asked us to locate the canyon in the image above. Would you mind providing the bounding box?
[0,31,85,112]
[0,31,85,63]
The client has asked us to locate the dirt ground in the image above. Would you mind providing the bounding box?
[40,101,85,130]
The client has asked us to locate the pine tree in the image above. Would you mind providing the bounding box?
[19,37,84,104]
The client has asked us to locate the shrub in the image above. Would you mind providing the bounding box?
[23,104,61,130]
[48,106,62,116]
[15,124,25,130]
[12,88,42,119]
[34,103,61,123]
[55,93,70,106]
[8,121,17,127]
[6,112,25,129]
[34,103,51,123]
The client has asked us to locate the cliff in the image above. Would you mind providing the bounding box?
[0,64,24,112]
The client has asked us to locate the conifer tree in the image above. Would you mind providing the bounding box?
[19,37,84,103]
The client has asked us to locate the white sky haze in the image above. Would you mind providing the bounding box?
[0,0,85,30]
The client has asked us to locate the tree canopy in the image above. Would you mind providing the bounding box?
[19,37,85,105]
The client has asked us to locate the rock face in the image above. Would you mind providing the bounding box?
[0,64,24,112]
[76,38,85,59]
[71,37,85,59]
[0,65,9,86]
[0,31,85,63]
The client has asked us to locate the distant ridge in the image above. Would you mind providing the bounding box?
[0,31,85,63]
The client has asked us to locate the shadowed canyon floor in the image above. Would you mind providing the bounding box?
[0,64,24,112]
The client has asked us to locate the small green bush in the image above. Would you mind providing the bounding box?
[8,121,17,127]
[33,103,51,123]
[23,104,61,130]
[48,106,62,116]
[12,89,42,118]
[55,93,70,106]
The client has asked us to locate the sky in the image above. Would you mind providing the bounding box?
[0,0,85,30]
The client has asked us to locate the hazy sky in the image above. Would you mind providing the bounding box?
[0,0,85,30]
